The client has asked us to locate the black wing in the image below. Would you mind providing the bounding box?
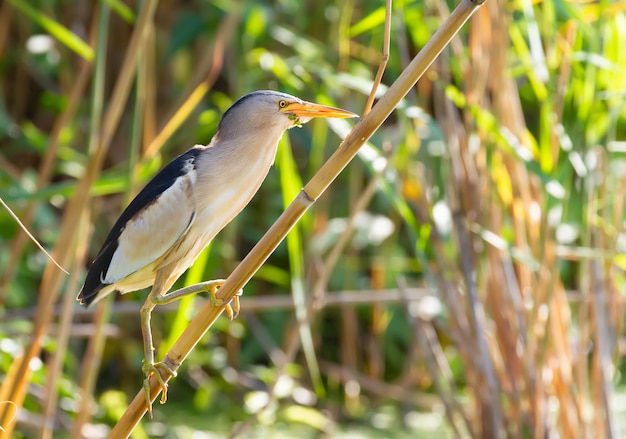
[77,147,203,306]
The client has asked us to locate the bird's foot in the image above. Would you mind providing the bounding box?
[208,287,243,320]
[142,360,177,418]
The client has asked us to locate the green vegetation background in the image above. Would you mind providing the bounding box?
[1,0,625,437]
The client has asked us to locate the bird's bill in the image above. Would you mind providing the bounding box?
[284,101,358,119]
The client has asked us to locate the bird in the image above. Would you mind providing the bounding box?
[76,90,357,416]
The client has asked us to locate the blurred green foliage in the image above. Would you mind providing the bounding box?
[1,0,625,437]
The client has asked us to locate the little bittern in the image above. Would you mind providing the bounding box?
[77,90,356,416]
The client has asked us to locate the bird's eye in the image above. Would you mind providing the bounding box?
[278,100,288,108]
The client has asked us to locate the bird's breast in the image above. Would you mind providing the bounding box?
[156,133,281,274]
[195,135,279,218]
[157,146,276,274]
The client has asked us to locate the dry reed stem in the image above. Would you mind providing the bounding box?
[306,45,395,382]
[298,145,394,400]
[481,12,542,433]
[242,312,289,368]
[589,173,619,438]
[0,1,13,57]
[7,288,434,321]
[140,24,157,155]
[423,0,622,435]
[36,10,102,436]
[363,0,391,116]
[0,40,92,302]
[0,1,160,435]
[40,211,90,439]
[71,297,114,439]
[313,153,392,301]
[411,94,475,382]
[425,1,548,435]
[318,360,440,409]
[109,1,485,435]
[399,277,473,439]
[0,198,68,276]
[454,212,504,436]
[142,9,240,159]
[68,213,102,439]
[0,286,604,322]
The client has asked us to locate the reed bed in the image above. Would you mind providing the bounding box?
[1,0,624,437]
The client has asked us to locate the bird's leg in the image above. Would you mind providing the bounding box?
[140,278,242,417]
[140,271,178,417]
[151,279,243,320]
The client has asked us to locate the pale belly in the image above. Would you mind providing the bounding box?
[109,142,275,297]
[104,238,207,301]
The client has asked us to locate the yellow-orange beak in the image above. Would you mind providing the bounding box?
[283,101,358,119]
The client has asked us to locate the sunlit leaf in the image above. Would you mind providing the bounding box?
[9,0,94,61]
[349,6,385,37]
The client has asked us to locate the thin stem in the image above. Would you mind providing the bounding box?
[110,0,486,434]
[0,1,160,434]
[363,0,392,115]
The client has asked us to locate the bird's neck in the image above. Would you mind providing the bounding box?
[194,127,287,212]
[211,123,286,169]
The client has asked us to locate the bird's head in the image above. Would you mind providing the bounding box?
[216,90,357,139]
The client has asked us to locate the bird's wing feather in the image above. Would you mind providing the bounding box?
[78,147,203,305]
[104,171,196,283]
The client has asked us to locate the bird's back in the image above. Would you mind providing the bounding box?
[78,147,204,306]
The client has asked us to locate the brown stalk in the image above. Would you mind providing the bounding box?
[36,10,101,437]
[141,23,157,154]
[453,210,504,436]
[399,277,473,439]
[306,0,451,394]
[485,241,526,433]
[0,1,13,58]
[363,0,391,116]
[308,6,396,367]
[588,154,619,438]
[0,1,160,434]
[242,312,289,368]
[549,276,579,437]
[71,296,114,439]
[0,41,92,303]
[109,0,486,435]
[299,145,394,402]
[142,9,240,160]
[318,360,440,409]
[0,198,68,276]
[6,288,435,321]
[72,10,162,435]
[426,89,473,361]
[481,2,543,435]
[39,211,90,439]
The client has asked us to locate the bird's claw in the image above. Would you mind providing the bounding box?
[142,361,177,417]
[209,287,242,320]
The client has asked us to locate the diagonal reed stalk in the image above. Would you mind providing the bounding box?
[271,0,395,409]
[0,37,92,303]
[0,1,160,435]
[40,4,113,437]
[142,7,241,160]
[109,0,486,435]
